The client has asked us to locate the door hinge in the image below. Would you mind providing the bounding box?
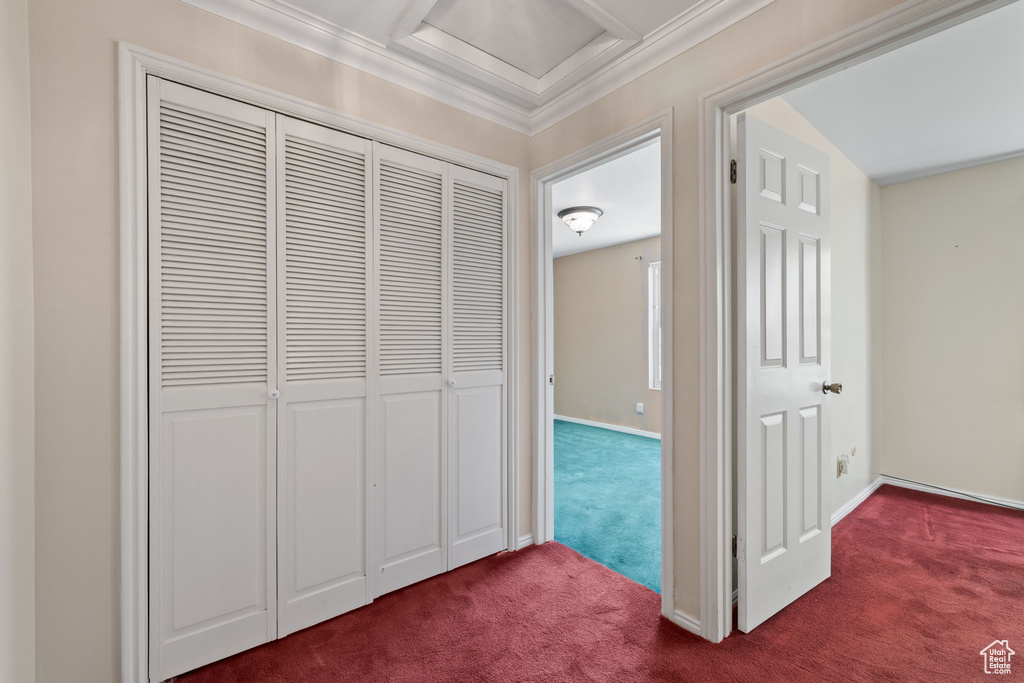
[731,534,738,559]
[730,159,737,184]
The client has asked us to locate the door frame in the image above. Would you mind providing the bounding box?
[118,43,521,683]
[697,0,1013,643]
[530,111,676,623]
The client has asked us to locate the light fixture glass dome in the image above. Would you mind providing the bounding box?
[557,206,603,236]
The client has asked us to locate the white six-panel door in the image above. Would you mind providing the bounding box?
[147,78,278,681]
[737,114,832,632]
[148,78,509,679]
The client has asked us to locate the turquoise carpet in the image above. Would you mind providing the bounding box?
[554,419,661,592]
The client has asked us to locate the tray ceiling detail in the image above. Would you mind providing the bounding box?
[180,0,774,133]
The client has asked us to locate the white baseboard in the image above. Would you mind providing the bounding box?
[516,533,535,550]
[553,414,661,440]
[831,476,885,526]
[880,475,1024,512]
[670,609,701,636]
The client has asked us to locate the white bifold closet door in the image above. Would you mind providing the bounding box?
[373,148,509,593]
[275,116,373,636]
[148,77,508,680]
[147,78,278,681]
[448,166,508,568]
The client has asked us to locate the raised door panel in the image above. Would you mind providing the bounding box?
[276,115,373,635]
[378,391,445,593]
[148,77,277,681]
[450,385,504,567]
[159,407,271,673]
[280,399,367,634]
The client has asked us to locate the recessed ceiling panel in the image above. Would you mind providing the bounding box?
[423,0,606,78]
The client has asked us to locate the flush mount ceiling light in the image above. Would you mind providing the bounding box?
[557,206,604,236]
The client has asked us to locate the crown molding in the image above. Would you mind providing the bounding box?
[178,0,776,135]
[181,0,534,132]
[528,0,776,133]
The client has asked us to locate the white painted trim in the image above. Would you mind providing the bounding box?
[880,475,1024,512]
[175,0,771,135]
[554,414,661,440]
[828,474,1024,531]
[516,533,536,550]
[670,609,702,637]
[564,0,642,41]
[875,147,1024,186]
[529,0,774,133]
[831,477,885,526]
[531,110,674,624]
[180,0,533,132]
[697,0,1014,644]
[119,42,521,683]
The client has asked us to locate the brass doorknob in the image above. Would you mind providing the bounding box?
[822,382,843,395]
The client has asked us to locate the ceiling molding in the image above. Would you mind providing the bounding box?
[182,0,534,132]
[179,0,776,135]
[564,0,641,40]
[529,0,776,133]
[875,147,1024,186]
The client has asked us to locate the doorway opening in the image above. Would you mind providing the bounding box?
[717,0,1023,640]
[551,139,663,591]
[532,113,676,620]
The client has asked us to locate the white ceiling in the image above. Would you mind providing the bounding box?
[782,0,1024,186]
[180,0,773,133]
[424,0,606,79]
[552,139,661,258]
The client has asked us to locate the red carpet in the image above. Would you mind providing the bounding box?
[177,486,1024,682]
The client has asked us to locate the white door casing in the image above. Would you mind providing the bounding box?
[736,114,832,632]
[275,115,374,636]
[147,78,278,681]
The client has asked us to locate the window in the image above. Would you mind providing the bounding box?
[648,261,662,390]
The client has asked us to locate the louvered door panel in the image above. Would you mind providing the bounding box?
[378,158,444,379]
[276,116,373,635]
[448,166,507,568]
[374,145,448,595]
[147,77,277,682]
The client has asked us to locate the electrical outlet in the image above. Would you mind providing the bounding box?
[636,402,644,414]
[839,453,850,476]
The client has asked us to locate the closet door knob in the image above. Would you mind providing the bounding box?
[822,382,842,395]
[448,378,456,388]
[269,389,281,399]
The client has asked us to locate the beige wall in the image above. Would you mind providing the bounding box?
[554,237,662,434]
[880,156,1024,503]
[531,0,902,618]
[0,0,36,680]
[741,98,884,515]
[26,1,530,681]
[22,0,907,676]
